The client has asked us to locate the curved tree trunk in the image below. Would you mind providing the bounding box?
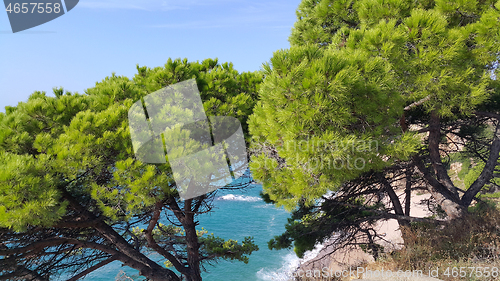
[61,190,181,281]
[414,156,467,220]
[462,123,500,206]
[168,198,203,281]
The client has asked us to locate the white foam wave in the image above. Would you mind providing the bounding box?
[301,243,324,263]
[256,251,299,281]
[217,194,262,202]
[256,243,326,281]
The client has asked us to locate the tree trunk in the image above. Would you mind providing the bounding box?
[413,157,467,219]
[462,124,500,206]
[404,167,412,217]
[167,198,203,281]
[182,199,202,281]
[381,176,408,227]
[412,112,467,219]
[380,176,412,244]
[61,190,181,281]
[428,111,461,201]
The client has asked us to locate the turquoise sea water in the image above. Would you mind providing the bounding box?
[83,184,299,281]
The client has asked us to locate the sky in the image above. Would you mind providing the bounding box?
[0,0,302,111]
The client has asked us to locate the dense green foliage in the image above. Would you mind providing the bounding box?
[2,0,500,278]
[249,44,419,210]
[0,58,262,281]
[250,0,500,258]
[0,58,259,230]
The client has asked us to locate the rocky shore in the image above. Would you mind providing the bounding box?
[294,191,436,280]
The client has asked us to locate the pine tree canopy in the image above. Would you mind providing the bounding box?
[0,58,261,281]
[249,0,500,257]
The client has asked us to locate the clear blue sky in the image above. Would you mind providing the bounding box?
[0,0,301,111]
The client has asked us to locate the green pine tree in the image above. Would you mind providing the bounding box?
[249,0,500,258]
[0,58,261,281]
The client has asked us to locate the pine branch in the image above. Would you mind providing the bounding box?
[404,96,431,111]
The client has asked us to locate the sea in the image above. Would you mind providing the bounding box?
[80,184,322,281]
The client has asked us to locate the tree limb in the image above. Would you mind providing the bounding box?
[404,96,431,111]
[66,256,117,281]
[462,123,500,206]
[413,156,467,219]
[475,111,500,120]
[340,203,446,225]
[428,111,460,200]
[144,202,188,275]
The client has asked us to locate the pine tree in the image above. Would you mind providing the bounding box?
[249,0,500,258]
[0,58,261,281]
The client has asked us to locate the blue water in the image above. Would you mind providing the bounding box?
[83,184,298,281]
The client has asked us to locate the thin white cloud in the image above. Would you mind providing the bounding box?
[149,1,296,29]
[79,0,241,11]
[150,17,287,29]
[79,2,150,10]
[79,0,298,30]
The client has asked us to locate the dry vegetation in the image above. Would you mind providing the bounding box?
[364,202,500,281]
[293,201,500,281]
